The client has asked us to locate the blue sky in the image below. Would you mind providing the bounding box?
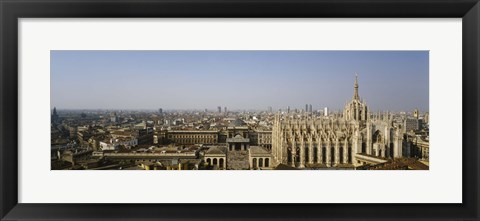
[51,51,429,112]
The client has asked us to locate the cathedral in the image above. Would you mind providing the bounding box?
[271,75,403,168]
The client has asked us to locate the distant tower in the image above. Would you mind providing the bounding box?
[51,107,59,124]
[309,104,313,113]
[158,108,163,115]
[324,107,329,116]
[218,106,222,113]
[224,106,227,114]
[305,104,308,112]
[110,112,118,123]
[287,106,291,113]
[413,108,419,119]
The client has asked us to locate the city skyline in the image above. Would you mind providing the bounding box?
[51,50,429,171]
[51,50,429,112]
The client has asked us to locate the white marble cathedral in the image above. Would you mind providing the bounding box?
[271,75,403,168]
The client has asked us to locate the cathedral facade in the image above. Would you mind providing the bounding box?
[271,76,403,168]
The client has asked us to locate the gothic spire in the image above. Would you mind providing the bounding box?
[353,73,360,100]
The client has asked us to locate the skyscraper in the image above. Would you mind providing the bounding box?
[218,106,222,113]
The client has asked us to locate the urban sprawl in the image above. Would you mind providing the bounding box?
[51,76,429,170]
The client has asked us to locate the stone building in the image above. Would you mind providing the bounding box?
[204,146,227,169]
[226,119,251,151]
[255,130,272,150]
[271,75,404,168]
[166,130,219,145]
[227,135,250,151]
[405,135,429,160]
[404,118,420,133]
[248,146,272,169]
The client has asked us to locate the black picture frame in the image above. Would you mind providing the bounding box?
[1,0,479,220]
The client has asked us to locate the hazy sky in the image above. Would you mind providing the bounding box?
[51,51,428,112]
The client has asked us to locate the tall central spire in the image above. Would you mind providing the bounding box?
[353,73,359,100]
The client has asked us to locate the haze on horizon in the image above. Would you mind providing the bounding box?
[51,50,429,112]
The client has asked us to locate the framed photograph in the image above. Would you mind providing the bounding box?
[1,0,479,220]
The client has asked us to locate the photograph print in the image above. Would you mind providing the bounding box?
[50,50,429,170]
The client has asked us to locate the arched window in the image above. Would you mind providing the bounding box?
[252,158,257,168]
[305,146,309,163]
[287,149,293,163]
[331,147,335,164]
[389,143,394,158]
[206,158,211,165]
[322,147,326,164]
[348,147,352,164]
[339,147,344,163]
[265,158,270,167]
[219,158,224,168]
[213,158,218,165]
[259,158,263,167]
[373,130,383,143]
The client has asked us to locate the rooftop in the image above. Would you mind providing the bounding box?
[205,146,227,155]
[249,146,271,157]
[229,119,247,127]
